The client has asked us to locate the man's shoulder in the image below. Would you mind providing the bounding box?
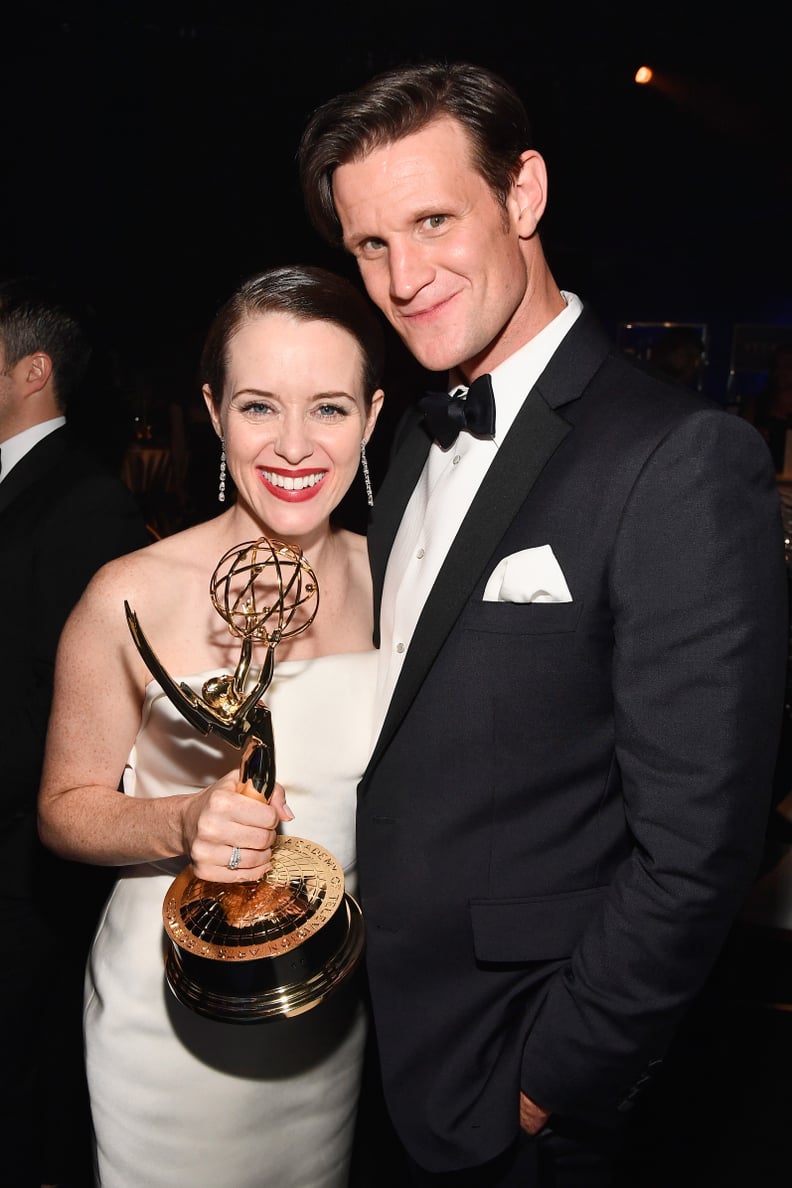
[47,433,141,500]
[12,432,149,546]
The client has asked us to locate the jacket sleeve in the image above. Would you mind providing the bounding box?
[5,470,148,824]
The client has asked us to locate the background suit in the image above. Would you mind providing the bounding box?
[359,308,787,1174]
[0,424,149,1185]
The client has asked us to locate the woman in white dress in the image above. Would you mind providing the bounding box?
[38,265,385,1188]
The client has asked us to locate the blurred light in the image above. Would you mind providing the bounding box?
[634,66,653,85]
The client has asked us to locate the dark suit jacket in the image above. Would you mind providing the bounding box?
[0,424,149,1182]
[359,308,788,1172]
[0,425,150,898]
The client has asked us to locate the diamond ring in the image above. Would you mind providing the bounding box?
[227,845,242,871]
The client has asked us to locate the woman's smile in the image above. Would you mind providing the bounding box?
[258,467,328,501]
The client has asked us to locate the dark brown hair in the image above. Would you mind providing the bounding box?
[298,61,533,245]
[201,264,385,408]
[0,276,91,411]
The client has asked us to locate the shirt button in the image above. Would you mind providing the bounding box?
[396,642,405,654]
[452,454,461,466]
[416,547,425,559]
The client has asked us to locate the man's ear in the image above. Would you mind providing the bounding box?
[509,150,549,239]
[22,351,53,394]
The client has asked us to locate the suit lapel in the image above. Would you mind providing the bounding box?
[368,389,571,770]
[366,307,612,772]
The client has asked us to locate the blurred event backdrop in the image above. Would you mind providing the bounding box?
[1,3,789,458]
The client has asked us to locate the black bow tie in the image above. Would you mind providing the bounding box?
[417,374,496,449]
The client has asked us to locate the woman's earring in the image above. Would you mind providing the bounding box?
[360,439,374,507]
[218,438,227,503]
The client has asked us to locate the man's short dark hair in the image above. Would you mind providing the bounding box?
[298,61,534,246]
[0,276,92,411]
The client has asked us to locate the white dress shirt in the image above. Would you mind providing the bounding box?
[0,416,65,483]
[372,293,583,739]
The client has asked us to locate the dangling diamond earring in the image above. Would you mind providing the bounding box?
[360,439,374,507]
[218,438,227,503]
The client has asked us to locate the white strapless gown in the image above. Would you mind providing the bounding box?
[85,652,377,1188]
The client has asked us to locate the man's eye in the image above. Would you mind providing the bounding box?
[423,215,446,230]
[360,238,385,254]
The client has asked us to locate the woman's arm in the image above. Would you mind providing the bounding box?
[38,562,289,880]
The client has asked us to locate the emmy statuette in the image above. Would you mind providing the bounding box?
[124,538,364,1023]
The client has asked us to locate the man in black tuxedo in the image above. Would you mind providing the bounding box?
[0,276,150,1186]
[298,63,788,1184]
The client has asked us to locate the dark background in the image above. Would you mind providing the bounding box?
[2,11,789,1184]
[1,3,790,431]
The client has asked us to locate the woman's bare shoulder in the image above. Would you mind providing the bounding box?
[79,521,220,616]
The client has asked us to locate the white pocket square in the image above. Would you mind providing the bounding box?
[482,545,573,603]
